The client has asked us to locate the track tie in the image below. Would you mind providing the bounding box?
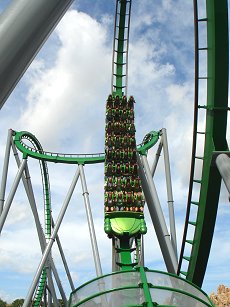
[188,221,197,226]
[116,261,138,267]
[198,105,208,109]
[198,47,208,51]
[183,256,191,261]
[117,13,130,17]
[115,247,136,252]
[197,131,206,135]
[198,77,208,80]
[180,271,188,276]
[186,240,194,245]
[114,61,126,65]
[114,50,127,54]
[191,201,199,206]
[113,85,126,90]
[195,156,204,160]
[115,38,128,42]
[193,179,202,184]
[198,18,208,22]
[113,73,126,77]
[116,25,128,29]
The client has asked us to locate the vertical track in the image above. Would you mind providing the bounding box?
[178,0,229,287]
[111,0,132,96]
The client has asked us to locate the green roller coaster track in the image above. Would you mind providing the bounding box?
[17,132,53,306]
[13,130,159,164]
[178,0,229,287]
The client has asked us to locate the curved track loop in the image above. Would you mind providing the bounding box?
[20,133,52,305]
[13,130,159,164]
[178,0,229,287]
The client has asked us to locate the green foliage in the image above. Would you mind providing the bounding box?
[0,298,7,307]
[11,299,24,307]
[0,297,65,306]
[58,299,64,307]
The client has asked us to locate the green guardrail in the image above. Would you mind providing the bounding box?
[68,267,214,307]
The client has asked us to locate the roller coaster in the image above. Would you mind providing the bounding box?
[0,0,229,306]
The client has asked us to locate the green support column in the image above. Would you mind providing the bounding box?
[118,238,133,271]
[139,267,155,307]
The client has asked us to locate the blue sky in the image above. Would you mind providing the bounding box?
[0,0,229,303]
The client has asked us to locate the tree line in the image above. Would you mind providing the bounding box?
[0,299,64,307]
[0,299,24,307]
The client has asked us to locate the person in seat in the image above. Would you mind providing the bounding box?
[121,95,127,107]
[128,96,135,108]
[115,95,120,106]
[107,94,113,108]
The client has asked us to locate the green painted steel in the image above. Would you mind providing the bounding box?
[138,131,160,155]
[13,131,105,164]
[13,130,159,164]
[116,238,139,271]
[178,0,229,286]
[105,212,147,237]
[33,269,47,307]
[139,267,154,307]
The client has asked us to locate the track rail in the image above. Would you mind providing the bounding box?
[178,0,229,287]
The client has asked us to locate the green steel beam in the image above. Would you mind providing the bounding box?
[186,0,229,285]
[13,130,105,164]
[139,267,154,307]
[138,131,160,156]
[118,238,134,271]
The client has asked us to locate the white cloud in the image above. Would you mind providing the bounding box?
[0,228,41,274]
[17,9,111,152]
